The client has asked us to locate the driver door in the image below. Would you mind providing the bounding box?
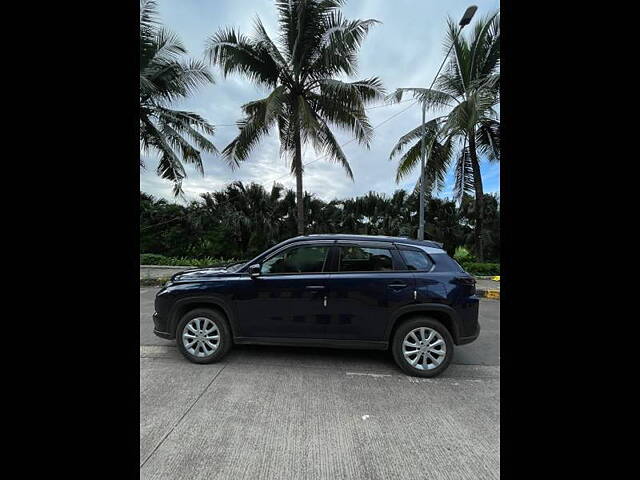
[234,242,333,338]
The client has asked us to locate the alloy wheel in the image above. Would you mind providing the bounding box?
[402,327,447,370]
[182,317,220,357]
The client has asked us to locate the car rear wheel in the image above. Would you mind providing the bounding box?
[391,317,454,377]
[176,308,231,364]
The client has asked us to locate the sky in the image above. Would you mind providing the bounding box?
[140,0,500,204]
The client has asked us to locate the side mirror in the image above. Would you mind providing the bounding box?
[248,264,261,278]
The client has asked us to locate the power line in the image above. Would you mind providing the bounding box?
[365,98,415,109]
[140,216,181,231]
[213,98,415,127]
[141,99,420,231]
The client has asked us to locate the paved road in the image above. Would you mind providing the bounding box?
[140,288,499,479]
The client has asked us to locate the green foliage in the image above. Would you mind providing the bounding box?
[140,0,217,196]
[139,253,168,264]
[388,12,500,261]
[140,254,240,268]
[453,246,475,263]
[140,186,500,262]
[460,262,500,276]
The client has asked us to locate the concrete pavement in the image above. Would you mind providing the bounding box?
[140,288,499,479]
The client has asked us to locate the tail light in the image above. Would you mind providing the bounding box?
[453,276,476,295]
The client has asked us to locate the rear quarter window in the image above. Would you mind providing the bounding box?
[399,250,433,271]
[430,253,465,273]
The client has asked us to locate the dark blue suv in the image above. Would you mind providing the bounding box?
[153,234,479,377]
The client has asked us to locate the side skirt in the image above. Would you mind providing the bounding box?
[233,337,388,351]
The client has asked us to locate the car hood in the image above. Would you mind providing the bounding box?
[170,266,233,282]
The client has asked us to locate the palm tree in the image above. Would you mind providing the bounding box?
[201,181,286,256]
[205,0,384,234]
[388,116,454,194]
[439,13,499,261]
[389,12,499,260]
[140,0,218,196]
[384,190,414,237]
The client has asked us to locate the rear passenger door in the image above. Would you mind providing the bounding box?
[396,245,450,303]
[324,241,415,340]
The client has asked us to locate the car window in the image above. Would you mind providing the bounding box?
[400,250,433,271]
[338,246,393,272]
[261,245,329,274]
[431,253,465,272]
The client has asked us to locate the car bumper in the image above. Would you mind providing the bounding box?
[153,312,174,339]
[457,321,480,345]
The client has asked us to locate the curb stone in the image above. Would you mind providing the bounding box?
[476,288,500,300]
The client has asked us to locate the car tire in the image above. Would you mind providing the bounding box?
[391,317,454,377]
[176,308,232,364]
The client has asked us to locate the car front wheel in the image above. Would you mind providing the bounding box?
[176,308,231,364]
[391,317,454,377]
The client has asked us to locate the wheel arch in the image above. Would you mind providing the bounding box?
[386,304,461,345]
[169,295,236,338]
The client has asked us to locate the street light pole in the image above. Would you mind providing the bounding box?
[417,5,477,240]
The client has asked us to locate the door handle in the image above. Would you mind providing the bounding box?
[387,282,408,290]
[305,285,326,290]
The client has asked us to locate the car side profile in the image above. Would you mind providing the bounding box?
[153,234,480,377]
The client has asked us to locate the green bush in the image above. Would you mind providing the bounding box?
[453,246,475,263]
[140,253,169,265]
[461,262,500,276]
[140,253,240,268]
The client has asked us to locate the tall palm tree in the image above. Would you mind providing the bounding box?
[205,0,384,234]
[389,12,499,260]
[439,12,499,261]
[140,0,218,196]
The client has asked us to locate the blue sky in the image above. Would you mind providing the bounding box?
[141,0,500,203]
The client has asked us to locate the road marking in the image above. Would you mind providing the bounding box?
[346,372,392,378]
[407,377,491,383]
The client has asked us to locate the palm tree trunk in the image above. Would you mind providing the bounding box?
[294,128,304,236]
[468,132,484,262]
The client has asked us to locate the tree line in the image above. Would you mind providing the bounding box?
[140,184,499,262]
